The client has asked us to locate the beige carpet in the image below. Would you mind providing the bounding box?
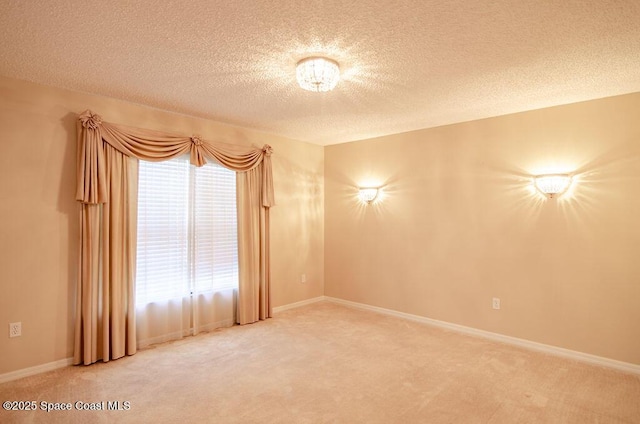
[1,301,639,423]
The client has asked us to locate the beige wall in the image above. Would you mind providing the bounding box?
[325,93,640,365]
[1,72,638,375]
[0,76,324,375]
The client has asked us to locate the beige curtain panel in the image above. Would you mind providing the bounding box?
[74,110,275,366]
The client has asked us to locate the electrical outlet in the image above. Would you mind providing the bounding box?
[9,322,21,338]
[492,298,501,310]
[300,274,307,283]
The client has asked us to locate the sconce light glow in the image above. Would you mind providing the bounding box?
[534,174,572,198]
[358,187,379,204]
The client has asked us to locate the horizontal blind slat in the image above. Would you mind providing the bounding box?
[136,158,238,306]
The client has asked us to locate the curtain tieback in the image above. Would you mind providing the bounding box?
[262,145,273,156]
[190,136,203,146]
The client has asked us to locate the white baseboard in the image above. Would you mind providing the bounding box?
[325,296,640,376]
[0,357,74,384]
[273,296,327,314]
[4,296,636,383]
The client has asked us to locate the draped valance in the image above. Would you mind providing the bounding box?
[76,110,275,207]
[74,109,274,366]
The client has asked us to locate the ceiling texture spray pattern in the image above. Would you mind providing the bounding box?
[1,0,639,145]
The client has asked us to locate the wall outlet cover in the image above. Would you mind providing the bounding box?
[9,322,21,338]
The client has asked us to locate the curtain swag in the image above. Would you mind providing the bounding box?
[76,109,275,207]
[74,110,274,366]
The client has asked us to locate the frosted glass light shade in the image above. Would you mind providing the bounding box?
[296,57,340,92]
[534,174,572,198]
[358,187,379,204]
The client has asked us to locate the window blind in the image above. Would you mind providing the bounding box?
[136,157,238,306]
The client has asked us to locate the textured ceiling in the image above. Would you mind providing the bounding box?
[1,1,639,145]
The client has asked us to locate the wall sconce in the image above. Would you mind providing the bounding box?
[358,187,379,204]
[534,174,572,198]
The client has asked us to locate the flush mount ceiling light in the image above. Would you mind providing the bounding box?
[534,174,572,198]
[358,187,379,204]
[296,57,340,92]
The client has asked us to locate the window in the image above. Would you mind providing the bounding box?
[135,157,238,306]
